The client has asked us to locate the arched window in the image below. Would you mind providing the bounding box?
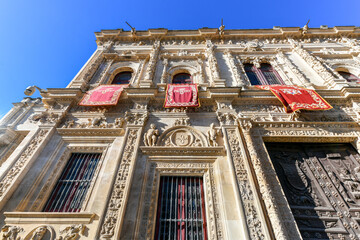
[172,73,192,84]
[244,63,284,85]
[111,71,132,84]
[338,71,360,83]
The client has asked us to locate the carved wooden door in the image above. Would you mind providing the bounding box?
[266,143,360,240]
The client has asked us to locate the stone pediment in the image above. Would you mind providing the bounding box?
[157,126,208,147]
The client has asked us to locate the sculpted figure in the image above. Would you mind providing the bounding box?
[1,225,23,240]
[30,226,47,240]
[144,124,159,146]
[207,123,220,146]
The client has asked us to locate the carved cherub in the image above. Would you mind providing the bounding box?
[207,123,220,147]
[58,224,85,240]
[1,225,23,240]
[143,124,159,146]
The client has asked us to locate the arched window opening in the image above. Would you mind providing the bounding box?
[172,73,192,84]
[260,63,284,85]
[244,63,284,85]
[244,64,261,85]
[112,71,132,84]
[338,71,360,83]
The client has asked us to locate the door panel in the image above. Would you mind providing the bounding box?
[266,143,360,240]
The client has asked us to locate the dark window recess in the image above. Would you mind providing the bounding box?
[338,71,360,83]
[244,63,284,85]
[154,176,207,240]
[172,73,192,84]
[244,63,261,85]
[43,153,101,212]
[112,71,132,84]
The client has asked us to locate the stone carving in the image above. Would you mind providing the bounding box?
[289,39,335,82]
[276,50,312,87]
[143,124,159,146]
[57,224,85,240]
[62,117,124,129]
[144,40,160,81]
[0,129,48,198]
[124,111,148,125]
[216,112,237,125]
[205,40,220,81]
[224,50,244,86]
[30,111,62,124]
[100,129,140,239]
[226,129,265,239]
[207,123,220,146]
[243,39,263,52]
[157,126,208,147]
[160,58,168,84]
[28,226,48,240]
[173,117,190,126]
[1,225,23,240]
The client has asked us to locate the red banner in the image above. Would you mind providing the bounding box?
[164,84,199,108]
[256,85,332,113]
[79,85,127,106]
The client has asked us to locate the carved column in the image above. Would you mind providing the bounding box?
[160,58,168,84]
[141,40,160,87]
[235,56,251,85]
[97,59,115,85]
[276,50,313,88]
[206,40,225,87]
[224,50,245,87]
[239,121,302,240]
[217,112,267,240]
[197,57,205,84]
[99,111,148,240]
[289,39,347,89]
[133,59,145,87]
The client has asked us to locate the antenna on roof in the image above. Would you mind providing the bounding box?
[219,18,225,37]
[125,21,136,36]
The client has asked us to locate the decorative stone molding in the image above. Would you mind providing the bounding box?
[57,224,86,240]
[173,117,190,126]
[24,225,55,240]
[216,112,238,126]
[100,129,141,239]
[1,225,23,240]
[224,49,244,86]
[29,111,64,125]
[0,129,49,200]
[29,146,106,212]
[276,50,313,87]
[160,58,168,84]
[124,111,148,126]
[143,40,161,84]
[224,128,266,240]
[141,162,224,240]
[61,117,125,129]
[157,126,208,147]
[205,40,223,86]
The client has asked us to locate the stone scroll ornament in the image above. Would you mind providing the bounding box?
[78,84,128,106]
[256,85,332,113]
[164,84,199,108]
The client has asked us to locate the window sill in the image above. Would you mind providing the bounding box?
[4,212,97,224]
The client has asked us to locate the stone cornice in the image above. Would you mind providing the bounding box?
[95,26,360,43]
[4,212,96,224]
[140,146,226,156]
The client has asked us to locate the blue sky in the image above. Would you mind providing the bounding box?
[0,0,359,116]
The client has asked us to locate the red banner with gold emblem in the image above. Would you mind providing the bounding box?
[256,85,332,113]
[164,84,199,108]
[79,85,127,106]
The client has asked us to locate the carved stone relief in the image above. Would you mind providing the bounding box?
[1,225,23,240]
[0,129,49,199]
[57,224,86,240]
[157,126,208,147]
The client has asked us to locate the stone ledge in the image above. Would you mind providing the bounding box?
[4,212,97,224]
[140,146,226,157]
[57,128,125,137]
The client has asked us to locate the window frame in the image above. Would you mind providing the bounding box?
[111,71,133,85]
[244,63,285,85]
[172,73,193,84]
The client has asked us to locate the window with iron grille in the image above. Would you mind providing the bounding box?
[43,153,102,212]
[154,176,207,240]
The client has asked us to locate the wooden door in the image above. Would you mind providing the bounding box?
[266,143,360,240]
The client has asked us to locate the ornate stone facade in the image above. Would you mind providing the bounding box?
[1,26,360,239]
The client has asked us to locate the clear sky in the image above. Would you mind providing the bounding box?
[0,0,359,116]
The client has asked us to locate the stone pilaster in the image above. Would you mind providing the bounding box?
[224,50,245,87]
[141,40,160,87]
[239,120,302,240]
[206,40,226,87]
[99,111,148,239]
